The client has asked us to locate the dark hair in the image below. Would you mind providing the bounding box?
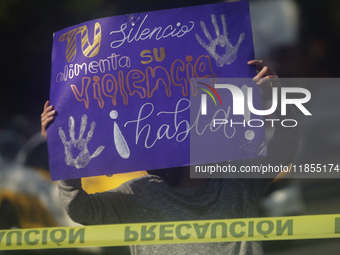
[147,167,185,187]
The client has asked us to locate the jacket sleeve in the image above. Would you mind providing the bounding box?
[237,107,301,199]
[259,107,300,166]
[58,178,137,225]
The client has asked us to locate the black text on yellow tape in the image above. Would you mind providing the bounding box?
[1,214,340,250]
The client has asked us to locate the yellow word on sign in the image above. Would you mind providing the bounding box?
[140,47,166,64]
[59,23,102,63]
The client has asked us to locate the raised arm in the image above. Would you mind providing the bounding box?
[41,100,55,139]
[58,178,133,225]
[40,101,132,225]
[236,60,301,197]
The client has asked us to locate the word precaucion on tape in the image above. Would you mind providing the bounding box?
[0,215,340,250]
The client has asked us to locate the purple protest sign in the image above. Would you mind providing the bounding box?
[48,1,266,181]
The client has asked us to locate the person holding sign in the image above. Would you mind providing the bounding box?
[41,60,300,254]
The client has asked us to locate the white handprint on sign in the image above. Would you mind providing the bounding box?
[58,114,105,169]
[195,14,245,67]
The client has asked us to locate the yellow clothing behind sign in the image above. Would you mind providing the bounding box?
[82,171,145,194]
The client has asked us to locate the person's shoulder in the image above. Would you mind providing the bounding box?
[113,174,165,194]
[127,174,164,185]
[220,178,260,190]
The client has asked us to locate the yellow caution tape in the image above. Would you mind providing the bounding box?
[1,214,340,250]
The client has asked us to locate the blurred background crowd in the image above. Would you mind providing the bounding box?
[0,0,340,254]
